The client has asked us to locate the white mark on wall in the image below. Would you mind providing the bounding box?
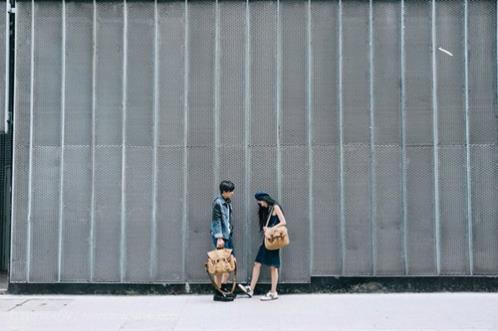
[438,47,453,56]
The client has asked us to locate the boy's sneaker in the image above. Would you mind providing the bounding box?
[237,284,253,298]
[221,284,237,299]
[213,291,234,302]
[260,291,278,301]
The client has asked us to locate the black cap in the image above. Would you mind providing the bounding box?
[254,192,270,200]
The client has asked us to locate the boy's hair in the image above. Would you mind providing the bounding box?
[219,180,235,194]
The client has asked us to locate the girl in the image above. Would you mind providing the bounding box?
[238,192,287,301]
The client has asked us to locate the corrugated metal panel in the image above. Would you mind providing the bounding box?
[10,0,498,284]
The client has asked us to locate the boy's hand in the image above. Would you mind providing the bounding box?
[216,238,225,249]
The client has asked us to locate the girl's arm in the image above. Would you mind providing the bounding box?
[273,205,287,227]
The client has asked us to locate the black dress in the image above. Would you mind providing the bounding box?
[255,214,280,268]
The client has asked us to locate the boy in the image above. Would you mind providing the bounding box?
[210,180,236,302]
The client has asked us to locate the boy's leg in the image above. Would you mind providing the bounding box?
[221,237,235,286]
[215,274,222,288]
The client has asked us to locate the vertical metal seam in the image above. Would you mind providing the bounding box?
[307,0,313,276]
[9,0,18,279]
[89,0,97,281]
[276,0,283,280]
[120,0,128,283]
[493,0,498,275]
[26,0,35,282]
[57,0,67,282]
[491,1,498,278]
[338,0,346,275]
[150,0,159,280]
[276,0,282,201]
[368,0,376,276]
[463,0,473,275]
[244,0,251,282]
[214,0,220,195]
[431,0,441,275]
[400,0,408,275]
[182,0,189,282]
[494,0,498,276]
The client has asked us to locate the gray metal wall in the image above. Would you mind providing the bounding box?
[0,1,7,133]
[0,131,12,271]
[0,1,9,271]
[10,0,498,284]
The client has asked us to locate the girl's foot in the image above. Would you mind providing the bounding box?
[260,291,278,301]
[237,284,253,298]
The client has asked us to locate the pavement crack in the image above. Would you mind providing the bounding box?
[7,299,30,312]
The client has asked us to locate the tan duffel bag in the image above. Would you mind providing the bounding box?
[205,248,237,295]
[263,207,290,250]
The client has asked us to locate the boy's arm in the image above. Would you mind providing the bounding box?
[211,202,223,239]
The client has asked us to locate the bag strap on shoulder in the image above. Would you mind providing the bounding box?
[264,206,274,228]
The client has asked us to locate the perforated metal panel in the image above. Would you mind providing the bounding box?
[310,0,341,276]
[372,1,403,275]
[93,2,124,282]
[61,2,93,282]
[10,0,498,284]
[0,1,7,133]
[10,1,30,281]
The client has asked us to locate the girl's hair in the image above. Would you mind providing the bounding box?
[257,194,283,231]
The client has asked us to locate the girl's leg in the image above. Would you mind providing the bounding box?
[270,266,279,293]
[249,262,262,291]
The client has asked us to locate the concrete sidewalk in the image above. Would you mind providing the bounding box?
[0,293,497,331]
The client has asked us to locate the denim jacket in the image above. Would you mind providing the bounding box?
[210,196,232,239]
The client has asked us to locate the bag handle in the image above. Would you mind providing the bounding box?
[264,206,274,228]
[205,264,237,296]
[205,249,237,296]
